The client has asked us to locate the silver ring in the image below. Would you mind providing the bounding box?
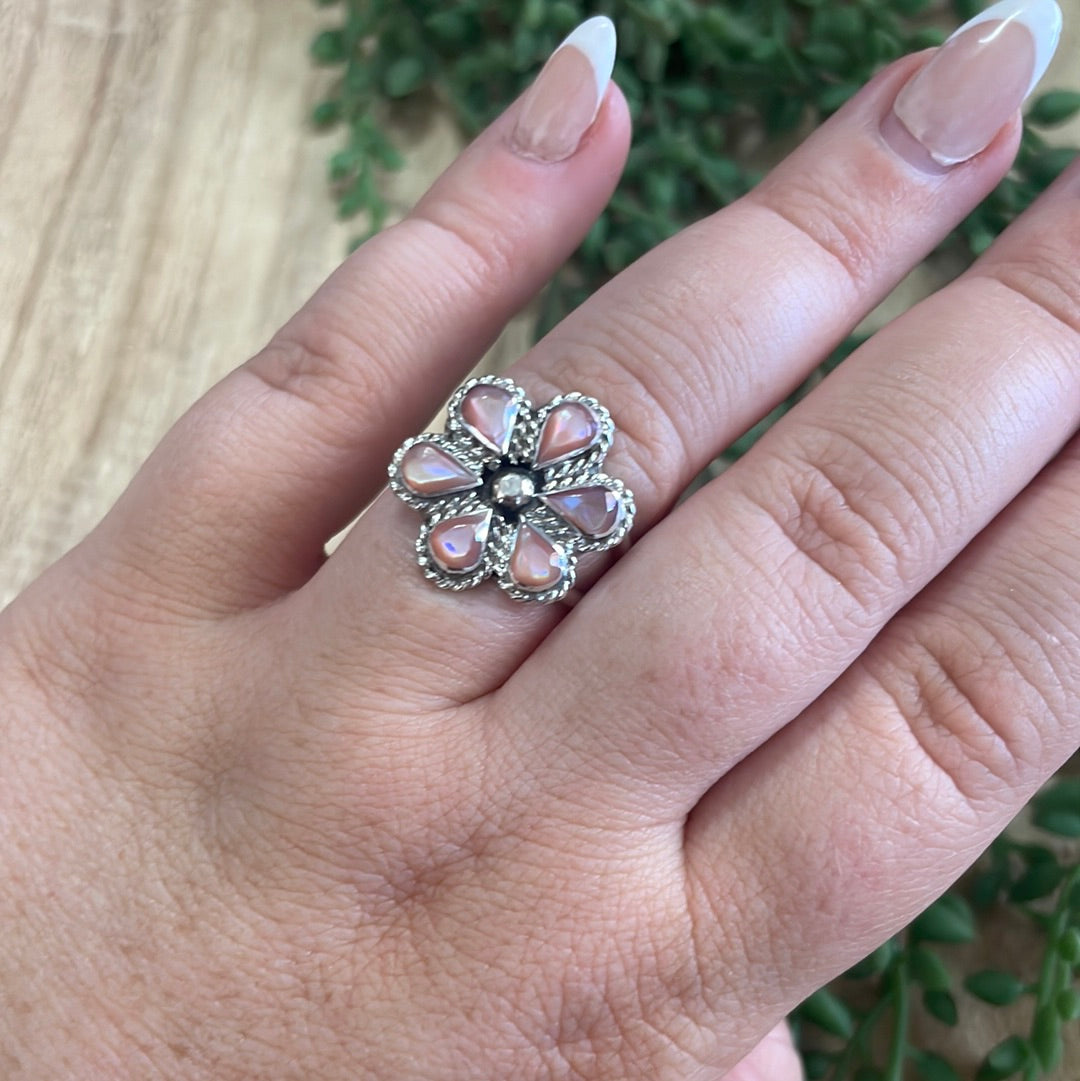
[388,377,636,604]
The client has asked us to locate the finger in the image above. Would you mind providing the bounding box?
[512,133,1080,812]
[680,428,1080,1056]
[91,18,630,609]
[315,30,1032,701]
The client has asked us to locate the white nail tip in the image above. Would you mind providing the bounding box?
[557,15,617,120]
[949,0,1063,98]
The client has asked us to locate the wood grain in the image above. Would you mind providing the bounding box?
[0,2,1077,1075]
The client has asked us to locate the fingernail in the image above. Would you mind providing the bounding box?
[510,16,616,163]
[891,0,1062,168]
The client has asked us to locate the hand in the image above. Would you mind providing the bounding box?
[2,5,1077,1078]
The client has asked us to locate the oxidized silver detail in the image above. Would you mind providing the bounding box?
[388,376,635,604]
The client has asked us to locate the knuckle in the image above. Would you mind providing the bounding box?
[406,196,519,305]
[241,332,392,442]
[975,236,1080,341]
[751,422,940,611]
[528,286,735,508]
[867,619,1053,807]
[749,174,885,293]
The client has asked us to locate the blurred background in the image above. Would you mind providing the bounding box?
[0,2,1077,1077]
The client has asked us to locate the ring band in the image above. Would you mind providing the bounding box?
[389,377,635,604]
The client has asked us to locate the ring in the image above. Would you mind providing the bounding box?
[388,377,636,604]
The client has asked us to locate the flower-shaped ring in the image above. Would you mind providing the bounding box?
[388,377,635,604]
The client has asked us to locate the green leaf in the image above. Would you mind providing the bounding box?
[1010,860,1065,903]
[1032,777,1080,813]
[817,83,859,114]
[854,1067,883,1081]
[845,939,898,979]
[310,28,348,65]
[915,1051,961,1081]
[964,970,1026,1006]
[910,946,952,992]
[799,987,855,1039]
[1056,988,1080,1021]
[800,41,849,69]
[1033,807,1080,837]
[803,1051,833,1081]
[1031,1006,1063,1072]
[1028,90,1080,127]
[971,867,1008,908]
[311,99,342,128]
[383,56,427,98]
[976,1036,1030,1081]
[912,894,976,944]
[1059,927,1080,965]
[924,989,959,1027]
[1026,147,1079,188]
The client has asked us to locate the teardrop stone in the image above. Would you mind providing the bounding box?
[534,401,600,467]
[508,522,568,592]
[400,442,480,497]
[543,486,623,538]
[428,510,491,574]
[460,384,518,454]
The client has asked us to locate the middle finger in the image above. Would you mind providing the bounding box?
[308,20,1035,702]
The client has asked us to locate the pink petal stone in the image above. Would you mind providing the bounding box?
[542,486,623,538]
[533,401,600,468]
[400,442,480,497]
[508,522,568,592]
[428,510,491,574]
[460,384,518,454]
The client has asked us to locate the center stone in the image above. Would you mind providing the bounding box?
[489,469,536,511]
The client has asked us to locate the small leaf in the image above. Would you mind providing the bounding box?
[1026,147,1079,188]
[845,939,898,979]
[1058,927,1080,965]
[910,947,952,992]
[310,28,347,65]
[1028,90,1080,127]
[915,1050,961,1081]
[803,1051,833,1081]
[924,989,959,1027]
[383,56,427,98]
[311,99,342,128]
[1032,777,1080,813]
[1056,988,1080,1021]
[1010,860,1065,903]
[799,987,855,1039]
[800,41,849,69]
[817,83,859,114]
[1032,1006,1063,1072]
[912,894,976,944]
[976,1036,1030,1081]
[964,970,1027,1006]
[971,867,1007,908]
[1032,807,1080,837]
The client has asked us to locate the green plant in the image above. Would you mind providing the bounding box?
[795,778,1080,1079]
[308,3,1080,1074]
[310,2,1080,358]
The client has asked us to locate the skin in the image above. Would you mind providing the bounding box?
[2,48,1079,1081]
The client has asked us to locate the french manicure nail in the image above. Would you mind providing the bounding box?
[510,16,617,163]
[891,0,1063,168]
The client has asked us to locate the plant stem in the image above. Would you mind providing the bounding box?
[1022,865,1080,1081]
[884,952,910,1081]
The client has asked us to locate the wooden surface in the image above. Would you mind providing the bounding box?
[0,1,1077,1075]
